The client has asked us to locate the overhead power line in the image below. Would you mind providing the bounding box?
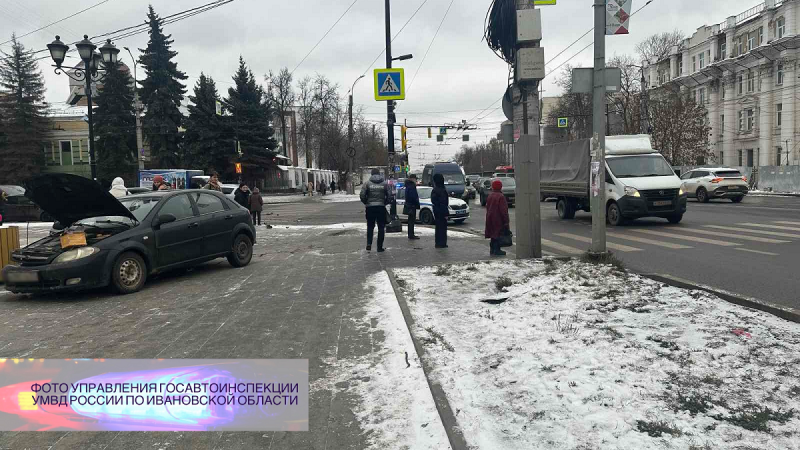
[291,0,360,75]
[0,0,112,47]
[360,0,431,77]
[403,0,455,99]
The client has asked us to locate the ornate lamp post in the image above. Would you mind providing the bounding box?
[47,35,120,181]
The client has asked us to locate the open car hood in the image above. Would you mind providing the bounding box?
[25,173,136,226]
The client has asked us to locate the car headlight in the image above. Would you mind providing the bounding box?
[624,186,641,198]
[53,246,99,264]
[679,187,684,196]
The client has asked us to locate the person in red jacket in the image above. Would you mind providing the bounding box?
[484,179,510,256]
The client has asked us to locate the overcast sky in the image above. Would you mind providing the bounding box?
[2,0,760,166]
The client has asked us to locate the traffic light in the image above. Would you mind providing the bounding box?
[235,163,242,174]
[401,125,408,152]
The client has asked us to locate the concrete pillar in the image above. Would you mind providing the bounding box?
[710,36,718,62]
[723,76,737,166]
[682,40,691,75]
[759,67,773,166]
[725,23,735,58]
[670,54,678,79]
[785,1,795,37]
[781,61,796,165]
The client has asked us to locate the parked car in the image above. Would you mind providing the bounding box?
[0,185,50,222]
[680,167,749,203]
[466,174,481,186]
[394,186,470,225]
[421,162,467,198]
[463,184,477,200]
[2,173,255,295]
[221,183,238,201]
[127,187,151,195]
[476,177,492,201]
[478,177,516,207]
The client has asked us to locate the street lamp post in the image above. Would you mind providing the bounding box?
[348,75,365,195]
[124,47,144,171]
[48,35,119,181]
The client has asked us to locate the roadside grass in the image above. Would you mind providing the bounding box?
[635,419,682,437]
[495,276,513,292]
[580,251,625,272]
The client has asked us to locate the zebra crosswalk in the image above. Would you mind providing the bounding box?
[539,220,799,257]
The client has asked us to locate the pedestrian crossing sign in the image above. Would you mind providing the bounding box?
[374,68,405,101]
[558,117,568,128]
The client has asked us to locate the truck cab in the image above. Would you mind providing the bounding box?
[603,136,687,225]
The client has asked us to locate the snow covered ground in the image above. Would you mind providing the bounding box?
[319,192,361,203]
[261,192,360,204]
[315,272,451,449]
[1,223,54,246]
[265,222,479,239]
[391,259,800,449]
[262,194,310,204]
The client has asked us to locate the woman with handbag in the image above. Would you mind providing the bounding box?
[485,179,510,256]
[404,174,421,240]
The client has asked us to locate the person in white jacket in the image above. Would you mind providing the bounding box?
[109,177,129,198]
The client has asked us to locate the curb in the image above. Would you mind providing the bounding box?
[638,272,800,324]
[385,269,469,450]
[748,192,800,198]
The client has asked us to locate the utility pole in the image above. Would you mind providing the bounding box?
[512,0,543,259]
[348,75,364,194]
[590,0,607,254]
[124,47,144,171]
[385,0,395,174]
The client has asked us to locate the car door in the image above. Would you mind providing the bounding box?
[692,170,710,194]
[681,171,699,195]
[189,192,233,257]
[153,193,203,268]
[395,188,407,220]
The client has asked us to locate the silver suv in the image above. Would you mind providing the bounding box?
[680,167,749,203]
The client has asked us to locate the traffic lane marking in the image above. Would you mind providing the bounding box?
[775,221,800,226]
[734,248,780,256]
[738,223,800,232]
[669,227,791,244]
[605,231,693,249]
[541,238,584,255]
[630,229,741,247]
[554,233,642,252]
[704,225,800,239]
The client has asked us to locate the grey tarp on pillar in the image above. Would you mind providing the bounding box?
[540,138,591,197]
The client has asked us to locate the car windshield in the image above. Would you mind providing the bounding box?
[73,197,158,227]
[607,155,675,178]
[442,173,465,185]
[417,187,433,199]
[500,178,516,187]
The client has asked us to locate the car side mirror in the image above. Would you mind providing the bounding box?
[153,213,177,229]
[52,221,64,231]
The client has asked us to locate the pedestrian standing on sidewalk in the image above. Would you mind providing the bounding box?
[431,173,449,248]
[330,180,336,194]
[360,168,390,252]
[308,181,314,197]
[404,174,421,240]
[249,187,264,225]
[485,179,510,256]
[234,183,250,208]
[203,172,222,191]
[321,181,327,195]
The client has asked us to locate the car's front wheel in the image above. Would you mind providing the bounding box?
[667,214,683,224]
[606,202,626,226]
[419,209,434,225]
[112,252,147,294]
[731,196,744,203]
[697,187,709,203]
[453,219,466,224]
[227,233,253,267]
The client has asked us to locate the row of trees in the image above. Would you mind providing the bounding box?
[454,138,509,174]
[546,31,713,166]
[0,4,387,186]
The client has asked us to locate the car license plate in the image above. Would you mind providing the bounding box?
[455,210,466,215]
[6,271,39,283]
[652,200,672,206]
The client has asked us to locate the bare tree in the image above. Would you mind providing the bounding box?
[648,85,711,166]
[296,76,315,168]
[608,54,643,135]
[636,30,685,63]
[547,65,593,141]
[454,139,507,174]
[266,67,295,158]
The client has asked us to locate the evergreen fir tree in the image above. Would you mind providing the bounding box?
[224,57,277,161]
[138,5,187,168]
[0,35,48,184]
[184,73,230,173]
[94,61,137,183]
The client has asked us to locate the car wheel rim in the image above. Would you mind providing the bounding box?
[609,206,618,224]
[119,259,141,287]
[558,201,565,217]
[236,239,250,260]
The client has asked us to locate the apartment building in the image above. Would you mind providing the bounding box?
[644,0,800,167]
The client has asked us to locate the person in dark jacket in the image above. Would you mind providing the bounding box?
[330,180,336,193]
[249,187,264,225]
[404,174,421,240]
[359,168,390,252]
[234,183,250,208]
[431,173,449,248]
[485,179,510,256]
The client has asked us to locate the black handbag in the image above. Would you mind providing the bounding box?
[385,210,402,233]
[498,228,513,247]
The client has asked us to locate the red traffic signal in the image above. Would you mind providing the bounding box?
[235,163,242,174]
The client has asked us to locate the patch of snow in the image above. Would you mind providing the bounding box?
[393,260,800,450]
[1,222,54,229]
[319,193,361,203]
[271,223,478,238]
[314,272,451,449]
[262,194,309,204]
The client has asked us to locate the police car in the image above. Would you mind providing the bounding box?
[394,186,470,225]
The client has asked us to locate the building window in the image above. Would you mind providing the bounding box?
[692,56,696,72]
[699,52,705,69]
[719,151,724,164]
[777,63,784,85]
[748,32,756,51]
[777,147,783,166]
[777,17,786,39]
[777,103,783,127]
[747,149,754,167]
[738,149,743,166]
[59,141,73,166]
[736,36,744,56]
[698,88,705,104]
[746,109,754,131]
[678,58,683,76]
[720,41,726,59]
[720,114,725,134]
[758,27,764,45]
[738,111,744,131]
[747,71,755,92]
[738,74,744,94]
[44,142,59,165]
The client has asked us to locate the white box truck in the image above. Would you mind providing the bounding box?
[540,134,687,225]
